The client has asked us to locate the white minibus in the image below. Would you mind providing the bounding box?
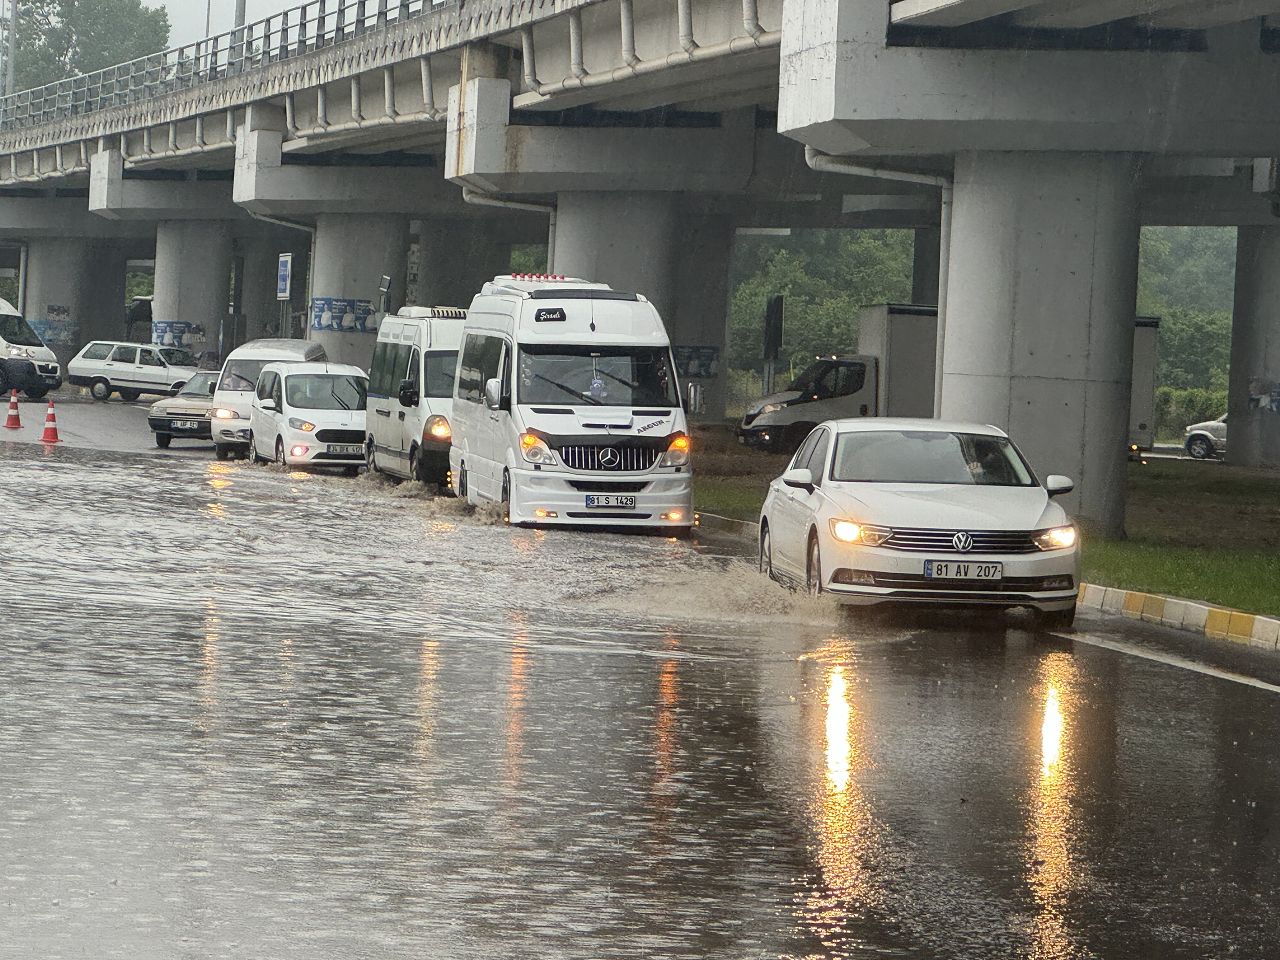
[210,339,327,460]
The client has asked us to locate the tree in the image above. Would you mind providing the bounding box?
[12,0,170,92]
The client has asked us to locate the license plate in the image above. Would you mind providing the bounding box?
[173,420,200,430]
[925,560,1003,580]
[328,444,364,456]
[586,495,636,509]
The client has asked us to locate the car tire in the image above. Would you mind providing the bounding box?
[806,534,823,596]
[501,469,512,523]
[759,524,776,581]
[1039,606,1077,633]
[458,462,469,501]
[343,465,360,477]
[118,389,141,402]
[25,388,47,400]
[90,379,112,401]
[248,431,264,463]
[410,445,426,484]
[275,437,286,467]
[365,438,382,476]
[1186,436,1214,460]
[214,444,231,461]
[155,433,171,449]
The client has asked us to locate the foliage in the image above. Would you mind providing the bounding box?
[12,0,169,92]
[125,269,153,303]
[510,245,546,275]
[1154,386,1227,440]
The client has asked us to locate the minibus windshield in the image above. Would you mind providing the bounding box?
[0,313,46,348]
[518,345,679,407]
[286,374,368,411]
[219,359,268,392]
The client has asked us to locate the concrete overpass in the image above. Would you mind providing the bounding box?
[2,0,1280,536]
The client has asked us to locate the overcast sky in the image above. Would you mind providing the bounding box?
[163,1,297,47]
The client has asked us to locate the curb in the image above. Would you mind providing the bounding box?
[1078,583,1280,652]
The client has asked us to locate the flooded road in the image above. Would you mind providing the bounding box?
[3,443,1279,959]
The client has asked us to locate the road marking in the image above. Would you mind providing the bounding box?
[1072,631,1280,695]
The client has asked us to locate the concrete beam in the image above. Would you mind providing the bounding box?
[1015,0,1216,28]
[1145,0,1280,29]
[0,195,152,239]
[890,0,1040,27]
[89,150,245,221]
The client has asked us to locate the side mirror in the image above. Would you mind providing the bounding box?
[686,382,705,416]
[398,379,419,408]
[209,381,217,396]
[1045,475,1074,497]
[782,467,815,493]
[260,398,277,412]
[484,377,502,411]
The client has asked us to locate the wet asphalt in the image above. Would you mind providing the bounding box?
[2,413,1279,959]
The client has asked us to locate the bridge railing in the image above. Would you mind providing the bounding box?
[0,0,454,130]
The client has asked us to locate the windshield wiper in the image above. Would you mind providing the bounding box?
[328,385,352,410]
[534,373,601,405]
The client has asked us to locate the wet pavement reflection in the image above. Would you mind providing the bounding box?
[3,444,1279,958]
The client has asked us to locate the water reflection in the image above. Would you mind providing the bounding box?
[197,598,221,734]
[649,634,682,847]
[504,613,531,790]
[826,667,852,793]
[414,638,441,764]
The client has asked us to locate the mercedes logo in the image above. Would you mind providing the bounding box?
[952,531,974,553]
[599,447,621,469]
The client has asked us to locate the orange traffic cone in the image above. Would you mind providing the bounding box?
[3,390,19,430]
[40,398,61,444]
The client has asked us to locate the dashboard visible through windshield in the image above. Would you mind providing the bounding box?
[517,345,679,407]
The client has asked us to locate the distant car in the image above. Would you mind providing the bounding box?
[1185,414,1226,460]
[68,340,199,401]
[248,362,368,475]
[147,371,218,448]
[758,419,1082,630]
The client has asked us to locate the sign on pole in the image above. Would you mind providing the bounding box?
[276,253,293,301]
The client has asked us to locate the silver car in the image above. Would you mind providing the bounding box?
[1185,414,1227,460]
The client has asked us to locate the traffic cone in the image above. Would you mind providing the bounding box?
[39,399,61,444]
[3,390,19,430]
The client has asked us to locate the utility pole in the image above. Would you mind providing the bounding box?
[6,0,18,97]
[235,0,246,28]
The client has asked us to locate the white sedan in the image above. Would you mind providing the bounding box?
[758,419,1082,629]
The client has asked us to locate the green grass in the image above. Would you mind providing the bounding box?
[694,475,769,522]
[1082,541,1280,617]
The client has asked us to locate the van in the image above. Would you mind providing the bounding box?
[249,361,368,475]
[0,300,62,399]
[450,275,693,533]
[210,338,327,460]
[366,306,466,485]
[68,340,199,401]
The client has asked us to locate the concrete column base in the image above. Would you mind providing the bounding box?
[1228,226,1280,467]
[25,238,127,368]
[940,152,1141,538]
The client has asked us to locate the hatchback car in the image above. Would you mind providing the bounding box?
[249,362,368,474]
[147,371,218,448]
[68,341,199,401]
[758,419,1081,629]
[1184,414,1226,460]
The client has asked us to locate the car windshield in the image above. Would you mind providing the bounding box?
[160,347,196,367]
[0,313,45,348]
[219,359,268,392]
[178,372,217,397]
[285,374,368,411]
[787,360,831,393]
[424,351,458,399]
[518,345,679,407]
[831,430,1037,486]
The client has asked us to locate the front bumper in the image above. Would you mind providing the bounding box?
[820,542,1080,611]
[2,358,62,393]
[149,415,212,439]
[508,467,693,528]
[736,424,778,449]
[283,436,365,468]
[213,417,250,447]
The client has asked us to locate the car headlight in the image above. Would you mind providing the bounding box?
[519,431,556,465]
[659,434,691,467]
[288,417,316,433]
[212,408,241,420]
[757,402,784,416]
[1034,525,1078,551]
[828,519,892,546]
[6,346,31,358]
[425,415,451,442]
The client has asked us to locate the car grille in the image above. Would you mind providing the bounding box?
[864,572,1073,592]
[315,429,364,444]
[566,480,649,493]
[881,527,1040,554]
[36,363,59,376]
[558,445,659,472]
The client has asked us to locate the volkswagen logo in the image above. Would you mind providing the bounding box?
[599,447,622,469]
[952,531,974,553]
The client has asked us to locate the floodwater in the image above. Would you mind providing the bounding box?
[2,443,1279,959]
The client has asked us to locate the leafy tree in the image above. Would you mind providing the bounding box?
[12,0,170,92]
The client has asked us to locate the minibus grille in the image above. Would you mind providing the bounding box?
[558,445,660,472]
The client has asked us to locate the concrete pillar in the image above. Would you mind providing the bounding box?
[24,237,127,367]
[415,219,512,308]
[310,213,410,369]
[912,227,941,306]
[941,152,1140,538]
[153,221,233,363]
[235,231,310,345]
[671,214,735,421]
[1228,226,1280,467]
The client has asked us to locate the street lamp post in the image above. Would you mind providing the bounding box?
[6,0,18,96]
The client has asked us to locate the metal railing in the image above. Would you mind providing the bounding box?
[0,0,453,130]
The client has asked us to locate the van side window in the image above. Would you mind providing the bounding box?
[139,348,164,367]
[790,430,820,471]
[82,343,112,361]
[457,334,504,404]
[804,428,831,486]
[392,344,412,390]
[109,345,137,364]
[369,341,390,397]
[257,372,275,400]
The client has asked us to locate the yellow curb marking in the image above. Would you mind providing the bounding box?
[1227,612,1257,644]
[1205,608,1232,640]
[1141,594,1166,621]
[1123,592,1146,616]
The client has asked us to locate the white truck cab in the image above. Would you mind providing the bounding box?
[738,355,879,453]
[0,301,62,399]
[366,306,466,485]
[450,275,693,533]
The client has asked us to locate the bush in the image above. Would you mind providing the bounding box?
[1155,386,1227,440]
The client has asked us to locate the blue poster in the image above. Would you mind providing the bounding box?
[29,304,74,346]
[153,320,205,349]
[310,298,376,333]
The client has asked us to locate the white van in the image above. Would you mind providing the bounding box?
[450,275,693,533]
[366,306,466,485]
[249,361,368,474]
[68,340,199,401]
[0,301,62,399]
[210,339,327,460]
